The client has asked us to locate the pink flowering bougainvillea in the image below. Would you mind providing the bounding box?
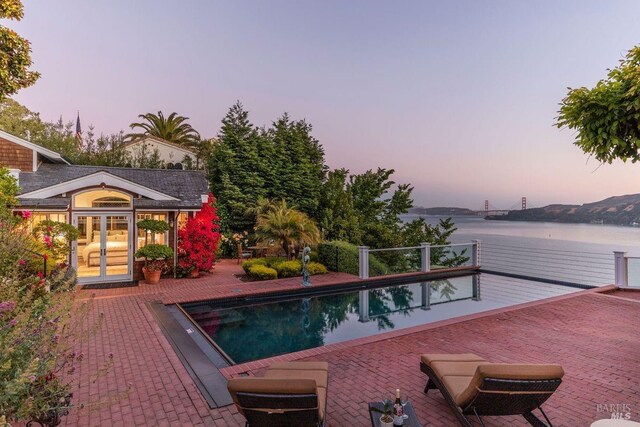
[178,193,221,273]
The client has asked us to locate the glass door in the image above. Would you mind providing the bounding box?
[73,213,132,283]
[75,215,103,281]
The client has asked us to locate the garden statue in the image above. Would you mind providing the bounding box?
[302,246,311,287]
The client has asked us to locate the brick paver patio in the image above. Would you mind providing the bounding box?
[62,260,640,426]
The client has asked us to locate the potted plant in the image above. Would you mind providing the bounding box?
[137,219,170,245]
[370,399,394,427]
[134,244,173,284]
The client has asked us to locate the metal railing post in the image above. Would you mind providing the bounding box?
[614,251,628,287]
[472,239,481,267]
[420,242,431,272]
[358,246,369,279]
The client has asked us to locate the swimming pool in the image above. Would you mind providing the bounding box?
[180,274,579,364]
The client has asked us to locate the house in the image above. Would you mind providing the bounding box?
[123,135,201,169]
[0,129,209,285]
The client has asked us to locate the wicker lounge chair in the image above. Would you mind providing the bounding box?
[420,353,564,427]
[227,361,329,427]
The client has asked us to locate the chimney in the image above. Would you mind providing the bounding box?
[8,169,20,187]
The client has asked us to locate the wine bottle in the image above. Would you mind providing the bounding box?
[393,388,404,426]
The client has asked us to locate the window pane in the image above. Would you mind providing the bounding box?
[137,213,168,248]
[74,189,132,208]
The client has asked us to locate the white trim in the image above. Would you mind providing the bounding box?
[18,171,179,201]
[0,129,70,167]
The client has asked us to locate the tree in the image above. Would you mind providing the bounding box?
[557,45,640,163]
[0,98,45,137]
[128,111,200,146]
[0,0,40,99]
[254,199,320,258]
[208,102,265,232]
[317,168,360,242]
[267,114,326,215]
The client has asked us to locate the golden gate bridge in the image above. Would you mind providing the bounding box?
[475,197,532,216]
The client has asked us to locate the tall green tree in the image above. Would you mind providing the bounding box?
[0,0,39,99]
[268,114,326,215]
[317,168,360,242]
[208,102,265,232]
[557,45,640,163]
[128,111,200,146]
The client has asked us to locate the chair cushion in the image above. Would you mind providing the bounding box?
[227,377,317,409]
[421,353,485,366]
[457,363,565,408]
[264,369,329,390]
[430,361,485,379]
[476,363,565,381]
[269,361,329,372]
[264,362,329,420]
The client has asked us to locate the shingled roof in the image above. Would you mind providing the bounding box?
[17,164,209,209]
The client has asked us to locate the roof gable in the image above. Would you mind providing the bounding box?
[124,136,196,156]
[18,170,179,201]
[16,164,209,209]
[0,129,70,169]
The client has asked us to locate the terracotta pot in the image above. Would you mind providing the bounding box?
[142,267,162,285]
[190,268,200,278]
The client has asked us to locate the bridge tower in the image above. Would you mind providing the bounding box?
[484,200,489,215]
[521,197,527,210]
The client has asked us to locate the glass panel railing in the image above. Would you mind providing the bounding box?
[626,257,640,287]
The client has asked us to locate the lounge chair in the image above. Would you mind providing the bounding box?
[420,353,564,427]
[227,361,329,427]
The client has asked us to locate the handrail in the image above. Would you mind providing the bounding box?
[368,246,421,252]
[430,243,473,249]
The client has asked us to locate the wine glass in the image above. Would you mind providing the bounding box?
[401,397,409,419]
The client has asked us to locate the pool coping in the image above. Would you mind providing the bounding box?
[218,283,617,377]
[172,265,480,306]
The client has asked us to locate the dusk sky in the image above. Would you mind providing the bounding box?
[9,0,640,209]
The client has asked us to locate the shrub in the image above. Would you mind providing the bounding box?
[318,241,388,276]
[307,262,327,275]
[265,257,287,269]
[135,244,174,272]
[248,264,278,280]
[242,258,268,274]
[274,260,302,278]
[178,194,220,272]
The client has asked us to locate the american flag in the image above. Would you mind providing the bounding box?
[75,112,82,148]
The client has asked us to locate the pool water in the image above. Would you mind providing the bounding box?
[181,274,578,364]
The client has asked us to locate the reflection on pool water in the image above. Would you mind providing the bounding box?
[181,274,579,364]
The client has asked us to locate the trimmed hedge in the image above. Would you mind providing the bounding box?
[318,241,388,276]
[242,258,268,274]
[275,260,302,278]
[307,262,327,275]
[248,264,278,280]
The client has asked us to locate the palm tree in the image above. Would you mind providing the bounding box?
[127,111,200,146]
[254,199,321,258]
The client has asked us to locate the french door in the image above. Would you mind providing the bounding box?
[72,213,132,283]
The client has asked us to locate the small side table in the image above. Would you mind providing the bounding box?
[368,402,423,427]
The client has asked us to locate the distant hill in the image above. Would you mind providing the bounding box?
[489,193,640,226]
[408,206,476,216]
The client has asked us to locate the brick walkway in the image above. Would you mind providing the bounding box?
[62,262,640,426]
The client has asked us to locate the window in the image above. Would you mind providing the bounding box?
[177,212,189,229]
[137,213,168,249]
[29,212,68,232]
[73,189,132,209]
